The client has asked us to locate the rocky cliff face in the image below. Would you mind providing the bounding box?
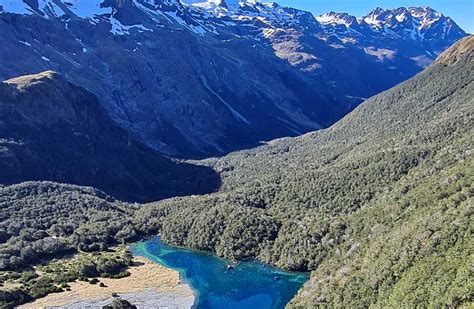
[0,71,219,201]
[0,0,467,157]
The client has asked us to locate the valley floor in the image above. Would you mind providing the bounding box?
[19,256,194,309]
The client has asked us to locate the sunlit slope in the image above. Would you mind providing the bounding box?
[142,36,473,307]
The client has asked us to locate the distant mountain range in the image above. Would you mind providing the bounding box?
[0,0,467,157]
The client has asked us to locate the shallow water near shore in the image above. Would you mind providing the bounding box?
[131,237,309,309]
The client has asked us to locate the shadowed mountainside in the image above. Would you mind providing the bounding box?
[0,71,220,202]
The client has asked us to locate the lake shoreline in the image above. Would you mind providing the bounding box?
[19,255,195,309]
[132,237,309,308]
[131,241,203,307]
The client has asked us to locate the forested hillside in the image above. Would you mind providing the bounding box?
[145,35,474,306]
[0,36,472,307]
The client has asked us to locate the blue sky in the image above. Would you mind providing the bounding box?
[277,0,474,33]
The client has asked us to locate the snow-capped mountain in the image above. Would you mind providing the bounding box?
[0,1,464,47]
[316,7,465,55]
[0,0,467,157]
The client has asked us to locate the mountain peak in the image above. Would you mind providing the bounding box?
[316,11,357,26]
[408,6,441,17]
[363,6,442,24]
[356,6,466,43]
[366,6,391,21]
[183,0,257,9]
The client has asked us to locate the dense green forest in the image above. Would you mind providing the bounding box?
[0,37,472,307]
[0,183,138,307]
[153,37,474,306]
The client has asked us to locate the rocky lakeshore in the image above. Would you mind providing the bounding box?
[19,257,195,309]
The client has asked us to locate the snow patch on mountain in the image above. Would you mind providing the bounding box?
[316,12,355,27]
[1,0,113,18]
[0,0,30,14]
[110,18,153,35]
[61,0,111,18]
[19,40,32,47]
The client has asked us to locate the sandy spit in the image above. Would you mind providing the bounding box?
[20,256,195,309]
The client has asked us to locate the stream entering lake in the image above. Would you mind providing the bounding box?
[131,237,309,309]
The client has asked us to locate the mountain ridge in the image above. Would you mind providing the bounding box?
[0,0,467,157]
[436,34,474,65]
[4,1,462,44]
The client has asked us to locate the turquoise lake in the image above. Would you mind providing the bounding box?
[130,237,309,309]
